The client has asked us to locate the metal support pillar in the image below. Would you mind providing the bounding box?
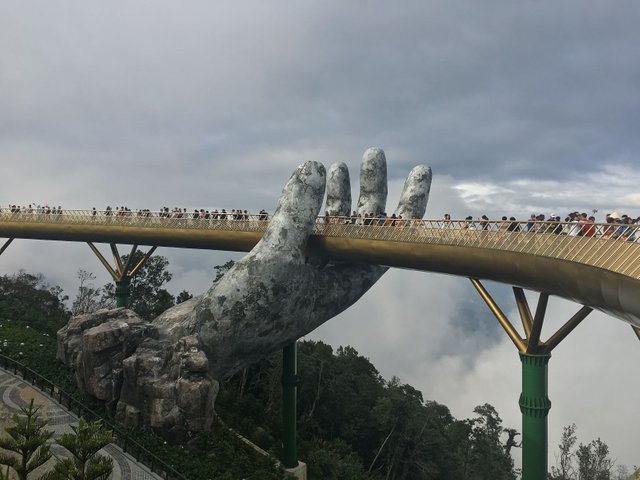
[469,278,594,480]
[115,280,131,308]
[519,353,551,480]
[282,341,298,469]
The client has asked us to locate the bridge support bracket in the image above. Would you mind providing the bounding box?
[87,242,157,308]
[0,238,13,257]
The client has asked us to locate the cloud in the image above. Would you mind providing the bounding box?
[446,162,640,220]
[311,273,640,469]
[3,2,640,184]
[2,1,639,472]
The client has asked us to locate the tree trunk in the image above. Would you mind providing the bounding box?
[305,360,324,421]
[369,419,398,474]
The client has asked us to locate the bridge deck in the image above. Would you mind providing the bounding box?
[2,210,640,326]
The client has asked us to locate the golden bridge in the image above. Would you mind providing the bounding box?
[2,209,640,331]
[1,208,639,480]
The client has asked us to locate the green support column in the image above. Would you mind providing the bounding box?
[115,280,131,308]
[282,342,298,469]
[519,353,551,480]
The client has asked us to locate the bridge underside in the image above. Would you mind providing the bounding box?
[2,220,640,327]
[315,236,640,328]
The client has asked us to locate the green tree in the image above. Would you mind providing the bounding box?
[176,289,193,304]
[0,399,53,480]
[366,378,466,480]
[46,418,114,480]
[306,439,369,480]
[0,271,70,334]
[550,424,618,480]
[217,340,520,480]
[576,438,614,480]
[550,423,577,480]
[613,465,631,480]
[213,260,236,283]
[463,404,516,480]
[71,270,114,315]
[119,252,175,319]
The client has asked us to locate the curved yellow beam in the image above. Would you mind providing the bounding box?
[470,278,526,352]
[513,287,533,339]
[2,218,640,328]
[0,238,13,256]
[315,236,640,327]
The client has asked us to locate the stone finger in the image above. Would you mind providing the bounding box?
[394,165,432,219]
[253,161,326,262]
[356,147,388,216]
[326,162,352,217]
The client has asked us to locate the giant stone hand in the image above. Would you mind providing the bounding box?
[155,148,432,378]
[58,147,431,439]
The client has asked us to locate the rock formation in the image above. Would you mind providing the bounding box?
[57,308,217,441]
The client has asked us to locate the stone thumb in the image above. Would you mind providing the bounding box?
[253,161,326,262]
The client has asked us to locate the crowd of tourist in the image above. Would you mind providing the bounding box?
[2,205,270,222]
[3,204,64,215]
[2,203,640,241]
[99,206,270,221]
[324,211,410,227]
[446,210,640,241]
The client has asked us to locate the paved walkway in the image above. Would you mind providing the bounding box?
[0,368,162,480]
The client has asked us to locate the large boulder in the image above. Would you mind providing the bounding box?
[56,308,142,368]
[116,335,218,441]
[57,309,218,442]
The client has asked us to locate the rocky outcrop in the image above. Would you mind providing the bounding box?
[57,309,217,441]
[57,308,155,405]
[56,308,142,369]
[116,335,217,441]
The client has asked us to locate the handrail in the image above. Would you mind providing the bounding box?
[0,354,189,480]
[1,208,637,239]
[314,219,640,281]
[2,210,640,281]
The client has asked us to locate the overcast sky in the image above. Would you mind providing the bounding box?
[1,1,639,471]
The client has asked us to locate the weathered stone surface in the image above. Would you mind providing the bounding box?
[115,335,218,441]
[57,148,431,442]
[394,165,432,219]
[152,296,201,340]
[156,148,432,378]
[78,319,155,402]
[57,308,157,404]
[56,308,141,367]
[326,162,351,216]
[57,308,217,441]
[118,404,141,428]
[357,147,388,215]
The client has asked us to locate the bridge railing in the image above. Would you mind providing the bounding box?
[2,209,640,279]
[0,208,271,231]
[315,218,640,280]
